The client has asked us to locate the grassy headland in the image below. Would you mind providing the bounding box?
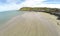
[20,7,60,20]
[20,7,60,12]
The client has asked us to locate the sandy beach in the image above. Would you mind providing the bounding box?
[0,12,60,36]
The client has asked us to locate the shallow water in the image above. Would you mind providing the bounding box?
[0,10,24,26]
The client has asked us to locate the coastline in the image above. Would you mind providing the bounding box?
[0,12,60,36]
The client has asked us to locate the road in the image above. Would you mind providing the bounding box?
[0,12,59,36]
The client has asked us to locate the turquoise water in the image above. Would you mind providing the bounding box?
[0,10,24,26]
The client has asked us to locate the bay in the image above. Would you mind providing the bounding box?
[0,10,24,26]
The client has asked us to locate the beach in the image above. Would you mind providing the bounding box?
[0,12,60,36]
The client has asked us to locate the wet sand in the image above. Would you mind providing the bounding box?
[0,12,60,36]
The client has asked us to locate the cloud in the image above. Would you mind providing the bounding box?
[20,0,45,7]
[0,4,19,11]
[6,0,24,4]
[0,0,60,12]
[0,0,24,4]
[0,0,45,11]
[0,0,24,11]
[20,0,60,8]
[33,4,60,8]
[44,0,60,4]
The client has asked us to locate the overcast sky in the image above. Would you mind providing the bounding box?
[0,0,60,11]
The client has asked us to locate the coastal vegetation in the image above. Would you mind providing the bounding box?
[20,7,60,12]
[20,7,60,20]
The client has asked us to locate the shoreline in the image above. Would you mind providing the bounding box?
[0,12,60,36]
[0,15,21,30]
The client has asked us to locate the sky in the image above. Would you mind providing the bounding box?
[0,0,60,11]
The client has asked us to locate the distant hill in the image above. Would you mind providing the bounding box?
[20,7,60,12]
[19,7,60,20]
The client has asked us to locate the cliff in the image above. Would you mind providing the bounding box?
[20,7,60,12]
[19,7,60,20]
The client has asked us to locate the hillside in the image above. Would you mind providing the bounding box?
[20,7,60,12]
[20,7,60,20]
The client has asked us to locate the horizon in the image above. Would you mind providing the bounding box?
[0,0,60,12]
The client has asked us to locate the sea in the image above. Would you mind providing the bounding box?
[0,10,24,26]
